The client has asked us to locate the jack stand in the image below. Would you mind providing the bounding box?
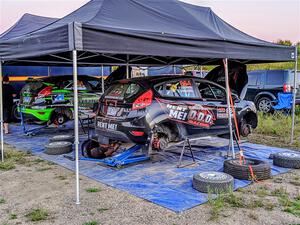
[80,144,150,168]
[226,130,240,158]
[177,137,196,168]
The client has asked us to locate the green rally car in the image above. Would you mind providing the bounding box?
[19,75,103,125]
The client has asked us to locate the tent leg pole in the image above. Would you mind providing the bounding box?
[126,55,129,79]
[223,58,235,158]
[291,45,298,143]
[0,61,3,162]
[73,50,80,205]
[101,65,104,94]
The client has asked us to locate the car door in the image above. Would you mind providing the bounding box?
[190,79,229,136]
[154,78,210,136]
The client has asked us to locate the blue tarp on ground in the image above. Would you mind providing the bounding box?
[3,123,296,212]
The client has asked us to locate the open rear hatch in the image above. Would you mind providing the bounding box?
[100,81,144,118]
[205,62,248,99]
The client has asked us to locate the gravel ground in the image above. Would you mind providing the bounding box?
[0,145,300,225]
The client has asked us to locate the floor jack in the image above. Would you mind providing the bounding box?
[19,106,66,136]
[19,106,49,136]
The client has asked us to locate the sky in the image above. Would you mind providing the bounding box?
[0,0,299,43]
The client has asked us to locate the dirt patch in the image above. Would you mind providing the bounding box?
[0,145,300,225]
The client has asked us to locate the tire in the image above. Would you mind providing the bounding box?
[224,158,271,181]
[53,113,68,125]
[273,152,300,169]
[49,134,74,143]
[256,96,273,113]
[240,118,251,137]
[192,172,234,193]
[44,141,73,155]
[81,139,99,157]
[11,104,21,121]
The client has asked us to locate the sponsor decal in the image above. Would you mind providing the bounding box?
[216,107,233,119]
[97,120,117,130]
[157,98,216,128]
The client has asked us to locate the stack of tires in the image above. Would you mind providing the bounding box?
[44,135,74,155]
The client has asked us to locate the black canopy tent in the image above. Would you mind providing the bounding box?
[0,13,58,41]
[0,0,297,205]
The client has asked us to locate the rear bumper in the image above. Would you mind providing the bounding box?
[94,116,149,144]
[18,106,54,121]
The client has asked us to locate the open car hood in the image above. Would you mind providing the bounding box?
[205,62,248,98]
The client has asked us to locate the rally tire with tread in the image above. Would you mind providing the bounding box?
[49,134,74,143]
[273,152,300,169]
[224,158,271,180]
[44,141,73,155]
[192,171,234,193]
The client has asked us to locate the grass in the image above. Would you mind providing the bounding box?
[255,186,269,197]
[208,193,225,220]
[0,197,5,204]
[83,221,99,225]
[0,161,15,171]
[0,147,31,171]
[248,108,300,149]
[55,175,67,180]
[207,189,245,220]
[9,213,17,220]
[85,187,101,193]
[36,167,53,172]
[25,208,49,222]
[284,195,300,217]
[97,208,109,213]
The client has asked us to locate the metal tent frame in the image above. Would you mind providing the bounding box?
[1,49,298,204]
[0,0,298,206]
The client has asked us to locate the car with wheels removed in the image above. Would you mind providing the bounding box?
[94,75,258,150]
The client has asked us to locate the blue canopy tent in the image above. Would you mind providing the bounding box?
[0,0,297,205]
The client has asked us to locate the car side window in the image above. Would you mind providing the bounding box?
[196,81,225,100]
[155,79,197,98]
[248,74,258,85]
[266,71,284,85]
[65,80,88,90]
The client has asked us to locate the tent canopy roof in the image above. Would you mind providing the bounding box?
[0,0,295,65]
[0,13,57,41]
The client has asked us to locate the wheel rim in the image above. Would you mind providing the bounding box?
[258,99,272,112]
[198,172,228,180]
[278,152,300,158]
[56,115,65,125]
[49,141,70,146]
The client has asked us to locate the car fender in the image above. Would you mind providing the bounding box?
[254,92,277,103]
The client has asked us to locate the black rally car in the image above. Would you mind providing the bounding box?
[93,70,258,150]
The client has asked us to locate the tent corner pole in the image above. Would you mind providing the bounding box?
[223,58,235,158]
[126,55,129,79]
[0,60,3,162]
[291,45,298,143]
[101,65,104,94]
[72,50,80,205]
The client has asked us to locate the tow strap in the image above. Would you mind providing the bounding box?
[228,88,258,182]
